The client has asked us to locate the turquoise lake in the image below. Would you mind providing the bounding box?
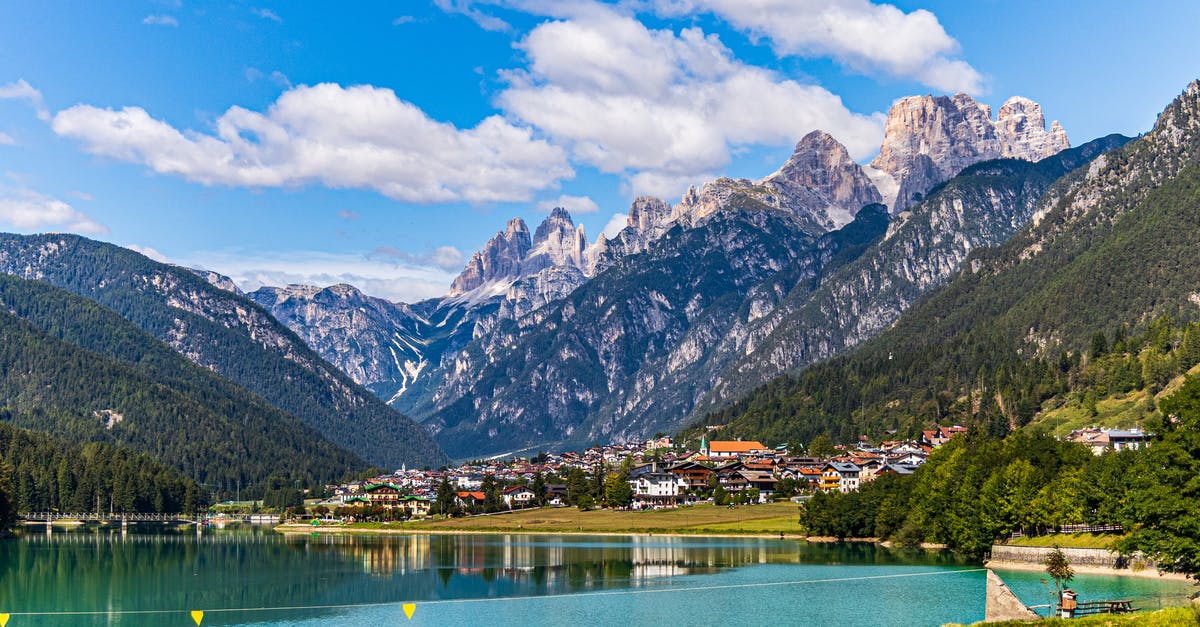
[0,527,1193,626]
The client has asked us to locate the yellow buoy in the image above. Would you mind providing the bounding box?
[0,612,9,627]
[403,603,416,620]
[191,610,204,625]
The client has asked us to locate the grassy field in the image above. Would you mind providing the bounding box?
[1032,390,1155,437]
[1006,533,1125,550]
[970,606,1200,626]
[303,502,805,536]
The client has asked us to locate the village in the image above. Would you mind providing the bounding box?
[296,425,1155,522]
[301,425,1148,521]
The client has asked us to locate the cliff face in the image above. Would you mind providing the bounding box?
[448,218,532,296]
[671,130,882,235]
[871,93,1069,211]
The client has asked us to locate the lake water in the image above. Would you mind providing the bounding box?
[0,526,1192,626]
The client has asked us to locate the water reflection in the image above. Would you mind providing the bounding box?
[0,528,985,626]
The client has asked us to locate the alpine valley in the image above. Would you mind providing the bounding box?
[11,82,1200,467]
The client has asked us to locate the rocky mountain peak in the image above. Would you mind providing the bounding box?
[525,208,588,274]
[763,130,883,227]
[1154,79,1200,140]
[447,217,531,296]
[870,93,1070,211]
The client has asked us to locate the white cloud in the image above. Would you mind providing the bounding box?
[393,15,417,26]
[52,82,573,204]
[186,249,458,303]
[434,0,511,31]
[252,8,282,23]
[142,14,179,27]
[536,194,600,214]
[0,132,13,146]
[0,79,50,121]
[497,7,883,196]
[601,212,628,238]
[126,244,168,262]
[651,0,982,93]
[369,244,465,272]
[0,187,109,234]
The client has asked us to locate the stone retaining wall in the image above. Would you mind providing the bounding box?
[990,545,1122,567]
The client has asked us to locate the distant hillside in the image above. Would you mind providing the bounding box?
[0,234,448,469]
[0,274,370,491]
[700,81,1200,447]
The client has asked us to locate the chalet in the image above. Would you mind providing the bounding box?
[544,484,568,506]
[362,483,404,508]
[736,471,778,502]
[820,462,861,493]
[668,461,713,490]
[398,495,431,517]
[920,425,968,448]
[856,458,886,482]
[502,485,537,508]
[701,436,771,459]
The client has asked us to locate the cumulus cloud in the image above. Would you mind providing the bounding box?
[535,194,600,214]
[497,7,883,197]
[652,0,981,93]
[51,83,573,204]
[601,212,628,238]
[142,14,179,26]
[0,187,109,234]
[0,79,50,121]
[187,249,458,302]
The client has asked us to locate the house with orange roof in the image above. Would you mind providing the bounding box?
[701,436,770,459]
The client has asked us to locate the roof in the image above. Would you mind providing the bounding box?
[362,483,400,492]
[455,491,486,500]
[826,462,861,473]
[708,440,768,453]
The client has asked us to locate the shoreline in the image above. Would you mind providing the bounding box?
[274,524,946,549]
[275,524,812,540]
[985,558,1193,581]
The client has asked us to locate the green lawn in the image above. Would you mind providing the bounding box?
[970,606,1200,626]
[310,502,804,536]
[1006,533,1125,550]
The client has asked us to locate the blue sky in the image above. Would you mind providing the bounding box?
[1,0,1198,302]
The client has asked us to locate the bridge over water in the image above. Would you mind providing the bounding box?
[22,512,206,524]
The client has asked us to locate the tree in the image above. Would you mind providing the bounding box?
[481,474,502,513]
[433,478,456,516]
[531,472,547,507]
[604,473,633,509]
[0,457,14,534]
[1044,546,1075,597]
[808,434,836,459]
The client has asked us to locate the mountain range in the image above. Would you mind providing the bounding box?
[0,235,448,470]
[247,91,1091,458]
[704,80,1200,446]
